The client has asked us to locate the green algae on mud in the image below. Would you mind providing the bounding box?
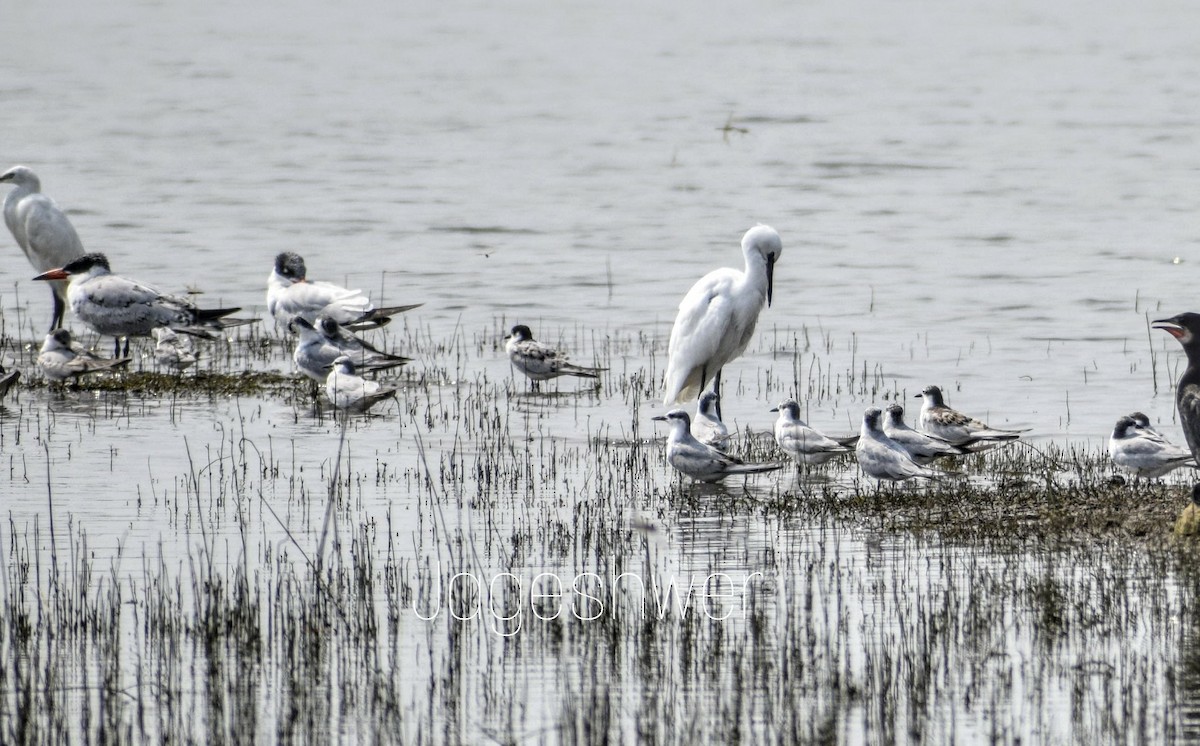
[29,370,305,397]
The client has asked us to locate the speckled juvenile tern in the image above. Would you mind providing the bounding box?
[504,324,605,388]
[915,385,1025,449]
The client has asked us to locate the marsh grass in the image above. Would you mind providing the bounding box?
[2,326,1200,743]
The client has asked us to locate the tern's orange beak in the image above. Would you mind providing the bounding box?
[33,268,69,281]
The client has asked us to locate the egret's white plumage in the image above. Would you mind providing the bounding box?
[882,404,964,465]
[856,407,942,482]
[34,253,250,355]
[1109,413,1195,479]
[293,315,410,383]
[1,166,86,330]
[37,328,131,382]
[771,399,855,466]
[267,252,420,330]
[915,385,1025,450]
[504,324,605,386]
[325,356,398,412]
[663,225,782,408]
[691,391,731,448]
[652,409,782,483]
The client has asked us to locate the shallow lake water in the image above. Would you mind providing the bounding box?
[3,0,1200,741]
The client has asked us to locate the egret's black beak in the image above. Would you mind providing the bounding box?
[766,254,777,307]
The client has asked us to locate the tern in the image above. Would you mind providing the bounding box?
[882,403,966,465]
[33,253,252,356]
[691,390,731,448]
[771,398,856,466]
[293,315,410,383]
[1152,313,1200,460]
[662,224,782,416]
[504,324,605,389]
[856,407,943,482]
[268,251,421,331]
[915,385,1025,449]
[1,166,86,330]
[152,328,198,372]
[1108,413,1195,479]
[37,328,131,382]
[325,355,398,412]
[652,409,782,483]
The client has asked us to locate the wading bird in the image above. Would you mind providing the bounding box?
[856,407,943,482]
[1108,413,1195,479]
[504,324,604,389]
[652,409,782,483]
[882,403,965,465]
[268,251,420,331]
[771,398,856,466]
[33,253,251,356]
[915,385,1025,450]
[325,355,398,413]
[1153,313,1200,460]
[662,225,782,417]
[1,166,86,330]
[37,328,131,382]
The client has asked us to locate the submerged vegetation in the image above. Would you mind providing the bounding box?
[2,323,1200,743]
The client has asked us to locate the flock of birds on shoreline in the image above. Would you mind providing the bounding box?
[5,165,1200,490]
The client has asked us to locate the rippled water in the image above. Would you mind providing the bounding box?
[4,0,1200,741]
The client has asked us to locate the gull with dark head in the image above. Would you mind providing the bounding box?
[662,225,782,416]
[325,355,398,413]
[37,328,131,382]
[1108,413,1195,479]
[691,390,731,448]
[856,407,943,482]
[268,251,420,331]
[504,324,605,389]
[652,409,782,483]
[882,403,966,465]
[771,398,856,466]
[294,315,410,384]
[34,253,252,356]
[915,385,1025,449]
[1152,313,1200,460]
[1,166,86,330]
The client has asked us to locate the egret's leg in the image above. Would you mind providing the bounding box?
[713,371,723,420]
[50,290,65,332]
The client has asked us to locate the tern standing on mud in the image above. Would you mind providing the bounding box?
[1,166,86,330]
[652,409,782,483]
[916,385,1025,450]
[504,324,605,389]
[268,251,421,331]
[34,253,249,356]
[1108,413,1195,479]
[662,225,782,418]
[856,407,943,482]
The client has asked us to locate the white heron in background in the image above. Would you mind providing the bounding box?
[1,166,86,330]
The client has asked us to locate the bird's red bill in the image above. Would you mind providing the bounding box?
[33,269,68,281]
